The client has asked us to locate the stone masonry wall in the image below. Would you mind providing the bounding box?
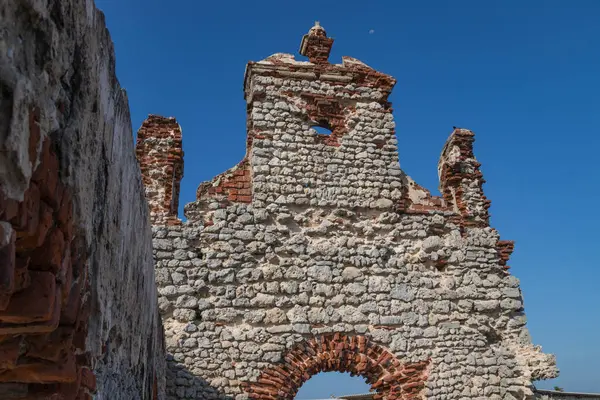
[140,24,558,400]
[1,1,165,399]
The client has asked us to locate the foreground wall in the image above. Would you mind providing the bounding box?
[0,0,165,398]
[138,24,557,400]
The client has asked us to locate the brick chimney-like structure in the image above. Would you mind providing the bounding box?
[136,115,184,225]
[299,21,334,64]
[438,128,491,229]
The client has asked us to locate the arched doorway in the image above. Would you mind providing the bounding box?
[295,371,370,399]
[242,334,429,400]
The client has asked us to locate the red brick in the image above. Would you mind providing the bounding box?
[12,183,41,235]
[29,228,65,273]
[245,334,429,399]
[32,141,60,205]
[26,326,74,362]
[60,276,83,327]
[0,223,15,304]
[15,200,54,251]
[135,116,184,223]
[0,193,19,221]
[0,336,22,370]
[79,368,95,392]
[0,285,60,335]
[0,271,56,324]
[0,351,77,383]
[14,255,31,292]
[57,367,83,400]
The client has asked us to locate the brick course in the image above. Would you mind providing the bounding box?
[1,0,167,398]
[136,115,185,225]
[0,135,93,399]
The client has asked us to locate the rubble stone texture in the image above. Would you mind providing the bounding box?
[0,1,165,399]
[138,23,558,400]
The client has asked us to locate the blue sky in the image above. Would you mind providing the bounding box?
[97,0,600,396]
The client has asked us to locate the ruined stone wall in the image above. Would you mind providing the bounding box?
[0,1,165,398]
[140,24,557,400]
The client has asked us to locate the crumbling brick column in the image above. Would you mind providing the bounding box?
[438,128,492,229]
[136,115,184,225]
[299,21,334,64]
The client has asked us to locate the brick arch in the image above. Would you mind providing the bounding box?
[242,334,430,400]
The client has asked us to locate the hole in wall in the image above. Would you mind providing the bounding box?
[295,371,370,399]
[312,125,332,135]
[434,260,448,272]
[484,327,502,345]
[311,120,333,136]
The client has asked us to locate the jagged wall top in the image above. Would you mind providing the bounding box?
[243,22,396,102]
[136,23,559,400]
